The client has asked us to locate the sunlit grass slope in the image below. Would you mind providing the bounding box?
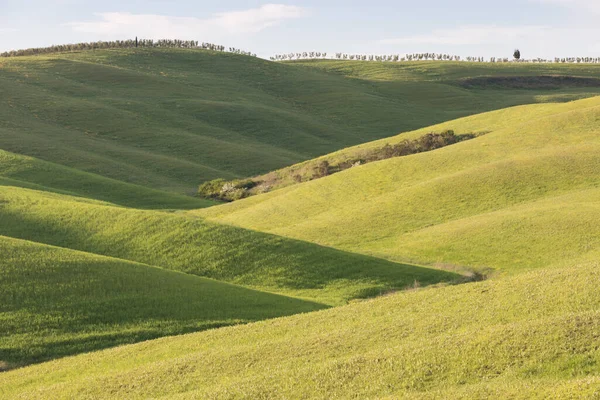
[0,186,458,305]
[293,58,600,83]
[200,96,600,274]
[0,236,325,370]
[2,49,600,194]
[3,259,599,398]
[0,149,213,209]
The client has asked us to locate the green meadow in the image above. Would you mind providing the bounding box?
[0,236,325,369]
[0,149,213,209]
[0,186,457,307]
[2,48,600,198]
[2,48,600,398]
[200,96,600,274]
[2,260,599,398]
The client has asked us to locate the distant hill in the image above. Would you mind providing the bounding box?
[2,48,600,198]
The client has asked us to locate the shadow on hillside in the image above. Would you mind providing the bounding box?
[0,177,211,211]
[0,197,461,302]
[0,244,328,371]
[0,322,238,373]
[459,75,600,89]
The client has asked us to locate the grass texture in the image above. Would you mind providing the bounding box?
[0,186,458,306]
[0,149,213,209]
[2,49,600,197]
[0,236,325,369]
[200,96,600,275]
[2,260,599,398]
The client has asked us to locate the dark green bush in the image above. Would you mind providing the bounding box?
[336,130,475,172]
[197,179,259,202]
[197,179,227,200]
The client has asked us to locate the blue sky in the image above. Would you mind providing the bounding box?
[1,0,599,58]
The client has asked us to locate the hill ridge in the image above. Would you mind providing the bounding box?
[3,48,600,198]
[198,96,600,274]
[0,184,460,305]
[3,257,599,398]
[0,234,326,369]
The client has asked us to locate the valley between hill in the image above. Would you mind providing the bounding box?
[2,49,600,398]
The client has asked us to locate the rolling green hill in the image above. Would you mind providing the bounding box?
[2,259,599,398]
[199,96,600,275]
[0,149,213,209]
[0,186,458,306]
[2,48,600,198]
[0,235,325,370]
[3,49,600,398]
[0,183,458,369]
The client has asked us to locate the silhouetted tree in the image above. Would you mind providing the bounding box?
[514,49,521,60]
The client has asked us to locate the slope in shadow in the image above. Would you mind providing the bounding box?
[0,186,461,305]
[0,236,326,369]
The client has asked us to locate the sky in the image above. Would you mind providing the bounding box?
[1,0,599,59]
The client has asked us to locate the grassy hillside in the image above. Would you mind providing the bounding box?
[2,48,600,195]
[3,259,599,398]
[0,149,213,209]
[292,58,600,83]
[200,96,600,274]
[4,48,600,397]
[0,236,325,370]
[0,186,458,305]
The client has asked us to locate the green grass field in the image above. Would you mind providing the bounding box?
[2,48,600,199]
[0,186,458,306]
[2,259,599,399]
[0,149,213,209]
[200,96,600,275]
[3,49,600,398]
[0,235,325,370]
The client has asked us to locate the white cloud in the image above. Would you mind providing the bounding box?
[66,4,307,38]
[380,25,548,46]
[212,4,307,34]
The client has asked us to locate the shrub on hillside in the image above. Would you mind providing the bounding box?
[357,130,473,164]
[197,178,259,202]
[313,161,330,178]
[198,130,480,202]
[198,179,227,200]
[0,361,9,372]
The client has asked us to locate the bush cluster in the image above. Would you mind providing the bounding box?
[0,39,256,58]
[197,179,258,202]
[271,51,600,64]
[198,131,477,202]
[366,130,472,161]
[330,130,473,174]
